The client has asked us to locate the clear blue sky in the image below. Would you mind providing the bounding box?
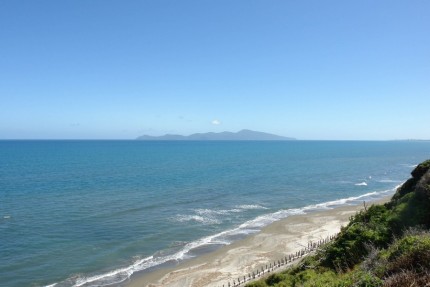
[1,1,429,140]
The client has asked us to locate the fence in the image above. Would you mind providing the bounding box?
[217,233,338,287]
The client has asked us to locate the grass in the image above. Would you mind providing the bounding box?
[245,160,430,287]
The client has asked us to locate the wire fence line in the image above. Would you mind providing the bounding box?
[216,233,339,287]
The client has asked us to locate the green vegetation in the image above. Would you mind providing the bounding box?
[246,159,430,287]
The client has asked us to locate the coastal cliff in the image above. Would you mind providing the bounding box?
[247,160,430,287]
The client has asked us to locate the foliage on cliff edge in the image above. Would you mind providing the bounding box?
[246,159,430,287]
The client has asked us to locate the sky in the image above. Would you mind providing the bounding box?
[0,1,429,140]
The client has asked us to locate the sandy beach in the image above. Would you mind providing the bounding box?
[125,196,392,287]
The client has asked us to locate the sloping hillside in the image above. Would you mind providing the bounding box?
[247,160,430,287]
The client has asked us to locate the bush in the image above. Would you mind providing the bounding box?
[245,280,268,287]
[388,191,430,233]
[352,271,383,287]
[411,159,430,179]
[265,273,287,285]
[320,204,391,271]
[383,269,430,287]
[391,177,417,201]
[382,232,430,275]
[245,160,430,287]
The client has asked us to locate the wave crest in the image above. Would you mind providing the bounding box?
[174,204,269,226]
[46,187,398,287]
[355,182,368,186]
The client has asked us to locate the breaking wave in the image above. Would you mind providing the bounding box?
[173,204,269,225]
[355,182,368,186]
[46,186,398,287]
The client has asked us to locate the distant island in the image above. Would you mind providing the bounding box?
[136,129,296,141]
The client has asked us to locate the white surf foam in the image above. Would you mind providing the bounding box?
[195,208,234,215]
[46,187,399,287]
[355,181,368,186]
[175,214,221,225]
[174,205,269,226]
[377,179,402,183]
[401,163,418,168]
[235,204,268,210]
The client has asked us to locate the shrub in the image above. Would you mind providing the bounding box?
[352,271,383,287]
[391,177,416,201]
[383,270,430,287]
[265,273,287,285]
[382,232,430,276]
[411,159,430,179]
[245,280,268,287]
[388,191,430,232]
[320,204,391,271]
[246,161,430,287]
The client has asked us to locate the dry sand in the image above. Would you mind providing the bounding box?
[125,196,391,287]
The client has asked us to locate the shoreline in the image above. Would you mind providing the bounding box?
[125,195,393,287]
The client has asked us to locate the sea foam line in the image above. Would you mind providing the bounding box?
[45,186,399,287]
[355,181,368,186]
[173,204,268,225]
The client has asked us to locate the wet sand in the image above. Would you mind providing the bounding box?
[125,196,391,287]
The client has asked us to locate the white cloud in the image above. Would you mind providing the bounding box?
[211,119,221,125]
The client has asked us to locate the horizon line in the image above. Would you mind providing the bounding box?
[1,139,429,142]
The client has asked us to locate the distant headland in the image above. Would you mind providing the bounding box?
[136,129,296,141]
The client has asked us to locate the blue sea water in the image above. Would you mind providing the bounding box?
[1,140,430,287]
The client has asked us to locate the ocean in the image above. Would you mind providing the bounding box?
[1,140,429,287]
